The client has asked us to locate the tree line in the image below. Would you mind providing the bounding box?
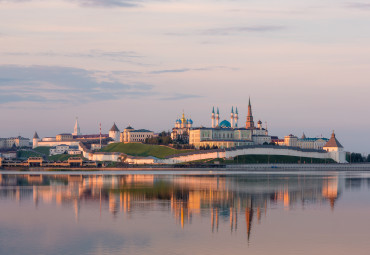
[346,152,370,163]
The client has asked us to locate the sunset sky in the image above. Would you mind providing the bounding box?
[0,0,369,153]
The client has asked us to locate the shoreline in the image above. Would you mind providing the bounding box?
[1,163,370,173]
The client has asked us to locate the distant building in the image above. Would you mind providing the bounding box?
[50,144,70,155]
[121,126,154,143]
[50,144,80,156]
[0,151,17,159]
[171,112,193,142]
[189,99,271,149]
[56,133,73,141]
[0,136,30,149]
[283,133,329,150]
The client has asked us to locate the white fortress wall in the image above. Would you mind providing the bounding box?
[37,141,80,147]
[225,148,330,160]
[161,146,345,164]
[164,151,225,164]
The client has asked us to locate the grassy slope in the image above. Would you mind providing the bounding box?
[48,154,84,162]
[17,150,41,159]
[101,143,194,159]
[34,146,51,155]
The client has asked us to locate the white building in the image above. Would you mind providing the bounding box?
[171,112,193,142]
[0,136,30,149]
[121,126,154,143]
[189,100,271,149]
[50,144,80,156]
[283,134,329,150]
[50,144,71,155]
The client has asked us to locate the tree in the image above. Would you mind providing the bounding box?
[349,153,364,163]
[367,154,370,162]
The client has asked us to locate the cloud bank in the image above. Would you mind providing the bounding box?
[0,65,153,104]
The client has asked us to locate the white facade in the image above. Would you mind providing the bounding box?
[121,127,154,143]
[0,137,30,149]
[50,144,71,156]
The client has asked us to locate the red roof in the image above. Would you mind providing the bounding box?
[324,132,343,148]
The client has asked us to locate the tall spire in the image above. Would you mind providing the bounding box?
[234,107,239,128]
[211,106,215,128]
[73,117,81,136]
[216,107,220,126]
[246,98,255,129]
[230,106,234,128]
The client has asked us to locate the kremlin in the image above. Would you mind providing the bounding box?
[0,98,348,166]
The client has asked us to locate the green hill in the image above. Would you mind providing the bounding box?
[33,146,51,155]
[101,143,194,159]
[48,154,84,162]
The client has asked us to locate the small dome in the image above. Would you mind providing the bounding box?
[258,120,262,124]
[189,119,193,124]
[219,120,231,128]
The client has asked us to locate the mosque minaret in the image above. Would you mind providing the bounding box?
[230,107,234,128]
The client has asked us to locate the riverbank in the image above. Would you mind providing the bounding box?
[1,163,370,172]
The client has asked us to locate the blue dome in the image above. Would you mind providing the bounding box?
[189,119,193,124]
[178,119,182,124]
[219,120,231,128]
[176,119,180,123]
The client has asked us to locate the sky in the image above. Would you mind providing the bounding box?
[0,0,369,154]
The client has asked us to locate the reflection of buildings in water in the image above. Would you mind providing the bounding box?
[74,199,80,222]
[322,177,339,210]
[0,173,343,240]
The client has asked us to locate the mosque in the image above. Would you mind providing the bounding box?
[189,98,272,149]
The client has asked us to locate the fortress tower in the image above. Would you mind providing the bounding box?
[32,131,39,149]
[109,123,120,142]
[246,98,255,129]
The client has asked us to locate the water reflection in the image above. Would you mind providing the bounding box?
[1,174,342,231]
[1,172,370,255]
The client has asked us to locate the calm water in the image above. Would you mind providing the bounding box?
[1,171,370,255]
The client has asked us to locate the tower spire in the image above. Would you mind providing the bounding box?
[73,117,81,136]
[211,106,215,128]
[246,98,254,129]
[216,107,220,126]
[231,106,234,128]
